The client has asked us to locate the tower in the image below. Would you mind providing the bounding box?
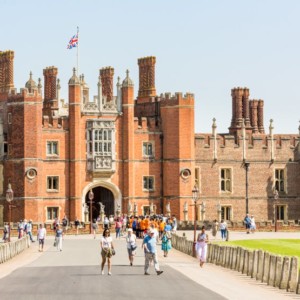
[68,68,82,220]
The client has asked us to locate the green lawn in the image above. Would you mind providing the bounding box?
[217,239,300,261]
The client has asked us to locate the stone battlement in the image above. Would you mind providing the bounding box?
[42,115,68,130]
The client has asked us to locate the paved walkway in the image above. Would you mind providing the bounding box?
[0,233,299,300]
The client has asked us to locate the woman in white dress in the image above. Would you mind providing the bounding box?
[196,226,209,267]
[126,228,137,266]
[100,229,115,275]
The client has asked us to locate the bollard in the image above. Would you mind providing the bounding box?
[279,257,290,290]
[256,250,264,281]
[231,247,237,270]
[248,251,254,277]
[262,252,270,283]
[243,250,249,275]
[268,255,276,287]
[238,248,245,273]
[236,247,241,271]
[274,256,283,288]
[288,256,298,292]
[252,250,259,279]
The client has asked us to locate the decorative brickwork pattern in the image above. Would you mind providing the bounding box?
[100,67,114,101]
[138,56,156,99]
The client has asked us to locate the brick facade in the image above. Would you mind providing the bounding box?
[0,50,299,223]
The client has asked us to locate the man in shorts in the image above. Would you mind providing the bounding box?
[37,224,47,252]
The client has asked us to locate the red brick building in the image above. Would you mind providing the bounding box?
[0,50,299,223]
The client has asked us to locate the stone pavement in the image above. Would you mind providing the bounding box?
[0,233,299,300]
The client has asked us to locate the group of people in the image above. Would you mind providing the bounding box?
[2,219,35,243]
[244,214,256,234]
[100,225,170,276]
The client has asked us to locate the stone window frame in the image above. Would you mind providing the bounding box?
[46,206,59,221]
[86,120,116,172]
[142,205,157,216]
[275,204,287,221]
[142,141,154,158]
[221,205,233,221]
[7,113,12,124]
[143,176,155,192]
[46,140,59,157]
[46,176,59,192]
[220,167,233,193]
[274,168,286,193]
[7,144,12,156]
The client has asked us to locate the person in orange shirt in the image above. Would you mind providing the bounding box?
[144,217,150,231]
[140,218,146,238]
[159,220,165,239]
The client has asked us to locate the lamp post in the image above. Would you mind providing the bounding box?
[192,183,199,257]
[244,162,250,214]
[273,189,279,232]
[88,189,94,234]
[6,183,14,242]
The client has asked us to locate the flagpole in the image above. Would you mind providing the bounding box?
[77,26,79,76]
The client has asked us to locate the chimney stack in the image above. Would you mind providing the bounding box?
[100,67,114,101]
[137,56,156,99]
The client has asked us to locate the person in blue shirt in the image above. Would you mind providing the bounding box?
[142,229,163,276]
[244,214,251,234]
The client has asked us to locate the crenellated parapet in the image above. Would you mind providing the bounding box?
[42,115,68,130]
[195,132,299,162]
[159,92,194,107]
[7,87,42,103]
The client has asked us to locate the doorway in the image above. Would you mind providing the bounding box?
[85,186,115,220]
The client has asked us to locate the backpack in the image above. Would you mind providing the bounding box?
[62,219,68,226]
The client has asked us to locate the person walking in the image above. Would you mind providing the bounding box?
[92,219,98,239]
[161,230,172,257]
[55,225,63,251]
[2,223,9,243]
[37,224,46,252]
[115,218,122,239]
[244,213,251,234]
[126,228,137,266]
[103,216,109,230]
[62,215,68,237]
[211,219,219,239]
[250,215,256,233]
[219,219,227,240]
[100,229,115,275]
[17,220,24,239]
[74,217,80,235]
[196,226,209,267]
[26,220,35,242]
[142,229,163,276]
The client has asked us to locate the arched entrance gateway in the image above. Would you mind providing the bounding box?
[85,187,114,220]
[82,181,122,221]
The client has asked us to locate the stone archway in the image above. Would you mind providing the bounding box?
[85,187,114,220]
[82,181,122,221]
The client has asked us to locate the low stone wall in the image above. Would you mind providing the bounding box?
[0,236,30,264]
[171,234,300,294]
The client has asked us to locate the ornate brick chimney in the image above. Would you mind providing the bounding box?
[0,50,14,93]
[257,100,265,133]
[137,56,156,99]
[100,67,114,102]
[43,66,58,116]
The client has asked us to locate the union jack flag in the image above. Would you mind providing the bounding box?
[67,34,78,49]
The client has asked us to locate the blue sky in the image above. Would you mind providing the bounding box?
[1,0,299,134]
